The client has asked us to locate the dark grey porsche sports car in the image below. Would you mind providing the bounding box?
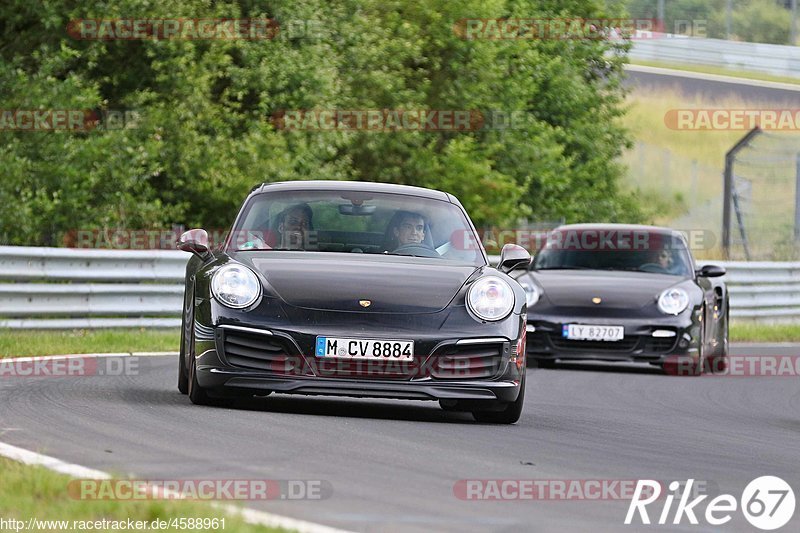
[176,181,530,423]
[512,224,728,375]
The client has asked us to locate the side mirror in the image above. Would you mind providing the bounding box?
[696,263,726,278]
[498,243,531,273]
[177,229,210,258]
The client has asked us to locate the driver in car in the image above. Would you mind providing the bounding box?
[642,248,679,274]
[394,212,426,247]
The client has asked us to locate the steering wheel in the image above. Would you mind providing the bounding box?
[639,263,668,273]
[391,243,440,258]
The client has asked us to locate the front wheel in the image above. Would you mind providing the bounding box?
[188,350,218,406]
[178,312,189,394]
[707,308,729,373]
[471,374,526,424]
[178,349,188,394]
[178,286,193,394]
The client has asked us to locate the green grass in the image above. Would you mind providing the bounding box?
[730,322,800,343]
[1,324,796,354]
[629,59,800,85]
[0,329,180,358]
[0,457,288,532]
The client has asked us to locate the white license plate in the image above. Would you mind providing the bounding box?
[562,324,624,342]
[315,336,414,361]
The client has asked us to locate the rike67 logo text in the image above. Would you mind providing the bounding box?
[625,477,795,530]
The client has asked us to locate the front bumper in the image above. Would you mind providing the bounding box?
[193,323,524,402]
[525,310,701,365]
[199,369,521,402]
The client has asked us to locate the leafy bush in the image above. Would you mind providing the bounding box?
[0,0,644,246]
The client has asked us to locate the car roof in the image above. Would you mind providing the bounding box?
[552,223,684,239]
[252,180,452,202]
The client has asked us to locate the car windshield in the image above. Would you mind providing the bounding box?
[532,229,693,276]
[226,189,486,266]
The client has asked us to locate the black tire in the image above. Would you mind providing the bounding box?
[707,308,729,374]
[471,373,526,424]
[178,348,189,394]
[186,323,229,406]
[177,287,192,394]
[663,308,707,377]
[188,350,219,406]
[178,317,189,394]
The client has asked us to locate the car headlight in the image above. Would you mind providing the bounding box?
[467,276,515,321]
[518,280,540,308]
[211,263,262,309]
[658,287,689,315]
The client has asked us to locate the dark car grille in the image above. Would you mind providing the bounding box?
[312,358,418,379]
[643,336,678,353]
[544,333,677,354]
[429,343,506,379]
[221,329,298,373]
[548,334,639,353]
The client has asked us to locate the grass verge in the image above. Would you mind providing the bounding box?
[0,457,288,532]
[730,322,800,343]
[0,325,796,355]
[629,59,800,86]
[0,329,180,358]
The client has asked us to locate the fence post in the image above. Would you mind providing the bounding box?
[723,127,761,258]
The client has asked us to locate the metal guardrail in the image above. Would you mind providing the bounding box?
[0,246,798,328]
[712,261,800,320]
[0,246,187,329]
[629,35,800,79]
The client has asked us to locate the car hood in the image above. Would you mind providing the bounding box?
[235,252,480,313]
[524,269,689,309]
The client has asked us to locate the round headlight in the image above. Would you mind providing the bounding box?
[211,263,261,309]
[658,287,689,315]
[518,279,540,308]
[468,276,515,322]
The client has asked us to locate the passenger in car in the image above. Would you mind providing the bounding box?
[272,203,313,249]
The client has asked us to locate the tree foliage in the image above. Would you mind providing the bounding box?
[0,0,644,246]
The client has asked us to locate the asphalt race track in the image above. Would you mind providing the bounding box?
[624,66,800,105]
[1,344,799,532]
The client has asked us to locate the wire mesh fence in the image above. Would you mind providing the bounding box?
[624,131,800,260]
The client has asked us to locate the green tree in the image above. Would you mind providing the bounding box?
[0,0,644,246]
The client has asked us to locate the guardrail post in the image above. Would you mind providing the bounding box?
[795,153,800,242]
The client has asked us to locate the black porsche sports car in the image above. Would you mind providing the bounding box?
[512,224,728,375]
[177,181,530,423]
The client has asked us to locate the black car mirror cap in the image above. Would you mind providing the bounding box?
[177,229,210,258]
[498,243,531,273]
[696,263,726,278]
